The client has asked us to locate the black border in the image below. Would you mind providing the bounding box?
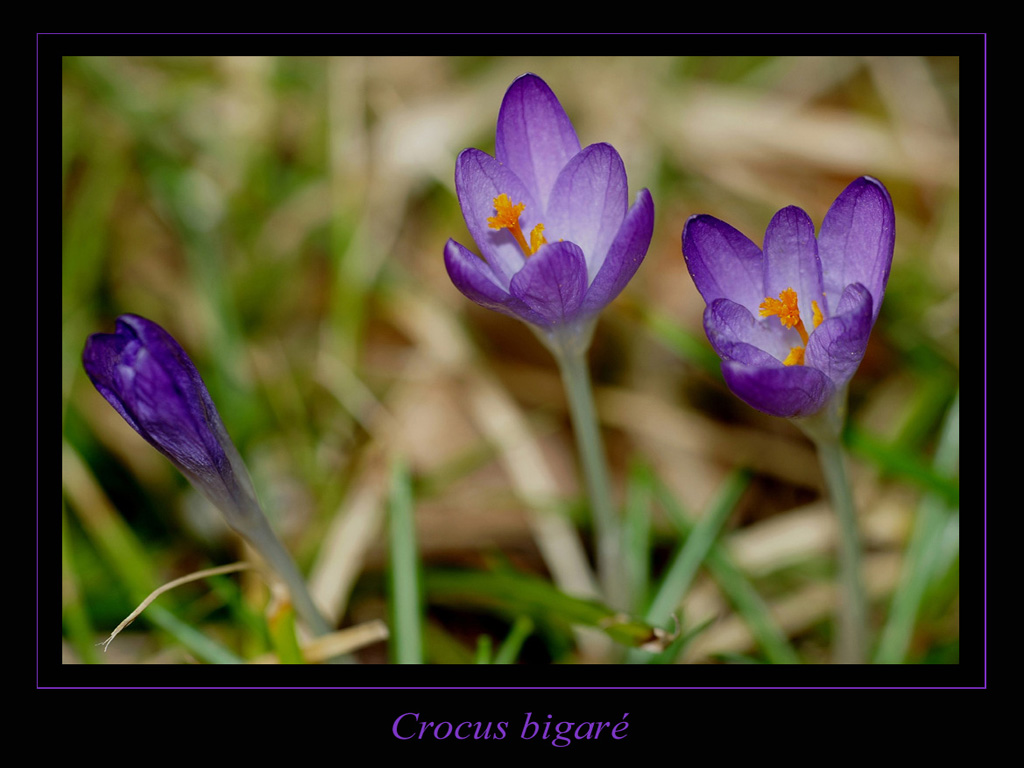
[48,34,981,703]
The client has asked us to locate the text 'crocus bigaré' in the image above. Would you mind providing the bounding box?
[82,314,264,535]
[682,176,895,420]
[444,73,654,353]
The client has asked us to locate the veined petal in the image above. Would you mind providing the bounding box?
[509,241,588,328]
[545,143,628,281]
[444,239,548,327]
[455,148,540,288]
[721,357,832,418]
[495,73,581,209]
[805,282,874,388]
[763,205,825,330]
[581,188,654,316]
[818,176,895,323]
[682,214,766,316]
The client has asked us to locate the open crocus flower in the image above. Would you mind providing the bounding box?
[82,314,264,534]
[444,73,654,352]
[682,177,895,419]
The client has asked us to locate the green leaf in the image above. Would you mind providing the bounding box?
[424,566,664,649]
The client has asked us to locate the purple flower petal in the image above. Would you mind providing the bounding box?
[509,241,588,327]
[443,239,547,326]
[495,73,581,210]
[804,282,874,387]
[818,176,895,323]
[581,187,654,316]
[721,358,832,418]
[545,143,627,280]
[763,205,825,331]
[682,214,765,316]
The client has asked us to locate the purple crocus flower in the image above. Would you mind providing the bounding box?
[82,314,263,533]
[682,176,895,419]
[444,73,654,351]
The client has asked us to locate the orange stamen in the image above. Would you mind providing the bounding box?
[760,288,826,366]
[529,222,547,254]
[783,347,805,366]
[488,193,546,257]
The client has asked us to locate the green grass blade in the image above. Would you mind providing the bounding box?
[645,469,750,629]
[424,567,662,649]
[387,458,424,664]
[475,634,494,664]
[494,616,535,664]
[844,425,959,508]
[623,460,655,614]
[267,605,305,664]
[61,505,100,664]
[653,474,801,664]
[64,441,247,663]
[143,605,245,664]
[645,615,717,664]
[874,392,960,663]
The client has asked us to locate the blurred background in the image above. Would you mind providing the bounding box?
[61,55,960,666]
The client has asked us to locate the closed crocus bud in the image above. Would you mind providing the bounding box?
[82,313,263,534]
[83,314,331,637]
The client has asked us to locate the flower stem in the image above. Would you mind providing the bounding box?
[243,514,334,638]
[553,347,624,609]
[812,433,868,664]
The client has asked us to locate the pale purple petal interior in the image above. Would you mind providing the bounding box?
[455,148,537,289]
[544,143,627,281]
[762,205,825,330]
[704,298,791,363]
